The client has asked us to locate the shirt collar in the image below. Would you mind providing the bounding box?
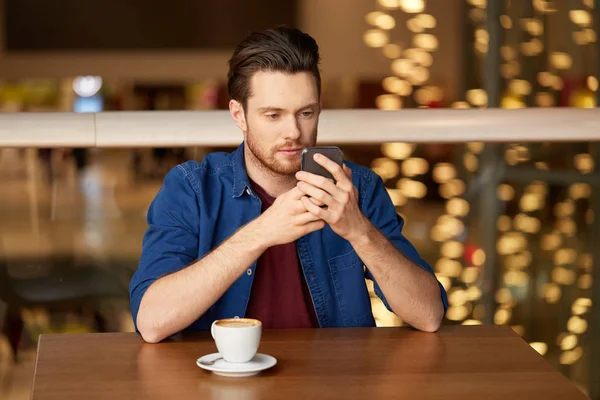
[232,142,251,198]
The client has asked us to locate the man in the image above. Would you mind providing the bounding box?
[129,26,448,343]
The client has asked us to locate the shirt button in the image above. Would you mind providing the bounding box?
[246,188,251,195]
[247,269,252,276]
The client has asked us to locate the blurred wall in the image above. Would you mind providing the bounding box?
[0,0,464,101]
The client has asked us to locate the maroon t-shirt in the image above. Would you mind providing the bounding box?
[244,180,319,329]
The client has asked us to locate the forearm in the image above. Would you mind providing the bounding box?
[136,219,268,343]
[350,223,444,332]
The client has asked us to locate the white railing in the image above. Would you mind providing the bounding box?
[0,108,599,147]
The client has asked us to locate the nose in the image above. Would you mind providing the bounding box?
[283,116,302,141]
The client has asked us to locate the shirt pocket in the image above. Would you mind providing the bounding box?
[327,250,375,327]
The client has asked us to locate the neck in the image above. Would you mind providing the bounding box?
[243,145,297,197]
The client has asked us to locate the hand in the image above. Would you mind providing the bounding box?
[251,186,326,247]
[295,154,371,242]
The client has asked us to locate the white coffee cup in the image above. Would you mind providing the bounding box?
[211,318,262,363]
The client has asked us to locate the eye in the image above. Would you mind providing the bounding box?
[267,113,280,120]
[300,111,314,118]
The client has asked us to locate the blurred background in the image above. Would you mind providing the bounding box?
[0,0,598,398]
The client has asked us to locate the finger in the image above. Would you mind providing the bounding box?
[313,154,353,191]
[309,197,325,207]
[286,186,308,200]
[297,182,336,207]
[343,164,352,179]
[302,219,326,234]
[295,171,344,198]
[301,196,331,221]
[296,210,324,224]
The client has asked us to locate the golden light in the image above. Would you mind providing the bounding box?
[432,163,456,183]
[535,161,549,170]
[504,270,529,287]
[569,10,591,26]
[437,276,452,291]
[556,219,577,237]
[570,88,596,108]
[535,92,554,107]
[550,52,573,70]
[386,188,408,207]
[446,198,470,217]
[569,182,592,199]
[462,266,479,284]
[501,92,525,109]
[501,45,516,61]
[448,289,468,306]
[497,184,515,201]
[467,142,484,154]
[501,62,521,79]
[472,249,486,266]
[446,305,470,321]
[551,267,576,285]
[466,286,482,301]
[466,89,488,106]
[542,282,561,303]
[405,48,433,67]
[397,178,427,198]
[585,28,597,43]
[462,319,482,326]
[475,28,489,44]
[497,232,527,255]
[391,58,415,77]
[366,11,385,25]
[413,34,438,51]
[541,232,562,251]
[532,0,557,12]
[583,0,594,8]
[468,0,486,7]
[383,44,402,59]
[578,274,592,289]
[495,288,513,304]
[588,76,599,92]
[560,334,578,351]
[451,101,471,109]
[416,14,436,29]
[529,342,548,356]
[572,303,588,316]
[554,248,577,265]
[408,66,430,85]
[520,18,543,36]
[521,39,543,56]
[441,241,464,259]
[435,258,463,277]
[378,0,401,9]
[376,94,402,110]
[514,214,541,234]
[511,325,525,336]
[371,157,400,180]
[560,347,583,365]
[382,142,414,160]
[494,308,512,325]
[401,157,429,176]
[463,152,479,172]
[375,14,396,30]
[469,8,485,23]
[579,253,593,271]
[436,215,464,238]
[440,179,466,198]
[574,153,594,174]
[567,316,587,334]
[508,80,532,96]
[526,181,547,196]
[573,31,589,46]
[500,15,512,29]
[364,29,389,48]
[519,193,544,212]
[406,18,425,33]
[400,0,425,13]
[383,76,402,93]
[497,215,512,232]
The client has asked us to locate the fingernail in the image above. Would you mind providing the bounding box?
[314,154,322,160]
[296,172,304,178]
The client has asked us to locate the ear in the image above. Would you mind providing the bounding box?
[229,100,247,132]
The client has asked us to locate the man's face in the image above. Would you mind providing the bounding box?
[242,71,320,176]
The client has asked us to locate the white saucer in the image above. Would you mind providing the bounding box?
[196,353,277,377]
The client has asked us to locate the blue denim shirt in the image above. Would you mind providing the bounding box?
[129,143,448,332]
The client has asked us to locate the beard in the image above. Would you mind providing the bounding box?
[245,124,318,177]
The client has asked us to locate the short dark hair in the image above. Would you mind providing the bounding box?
[227,26,321,108]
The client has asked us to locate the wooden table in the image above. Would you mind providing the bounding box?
[30,325,588,399]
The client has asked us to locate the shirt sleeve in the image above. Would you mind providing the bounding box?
[129,165,201,333]
[360,171,449,318]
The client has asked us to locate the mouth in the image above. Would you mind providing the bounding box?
[278,148,303,156]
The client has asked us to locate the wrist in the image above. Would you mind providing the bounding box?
[346,217,377,247]
[241,217,273,253]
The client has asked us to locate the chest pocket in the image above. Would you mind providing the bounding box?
[327,250,375,327]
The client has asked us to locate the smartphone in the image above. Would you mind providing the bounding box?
[301,146,344,183]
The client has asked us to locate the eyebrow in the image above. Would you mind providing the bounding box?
[257,102,319,113]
